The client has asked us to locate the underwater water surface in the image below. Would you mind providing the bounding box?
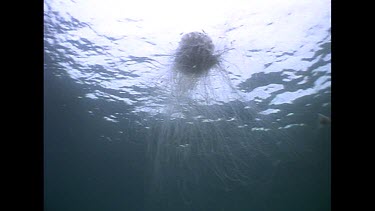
[44,0,331,210]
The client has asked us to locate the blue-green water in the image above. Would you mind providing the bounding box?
[44,0,331,210]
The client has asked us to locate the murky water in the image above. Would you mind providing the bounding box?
[44,0,331,210]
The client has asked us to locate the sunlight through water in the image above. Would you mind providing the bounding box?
[44,0,331,209]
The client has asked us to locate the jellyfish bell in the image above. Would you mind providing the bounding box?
[173,31,219,75]
[169,31,232,98]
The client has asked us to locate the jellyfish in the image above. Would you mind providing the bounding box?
[146,32,275,207]
[168,31,232,99]
[173,31,219,75]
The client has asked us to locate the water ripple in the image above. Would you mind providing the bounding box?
[44,0,331,130]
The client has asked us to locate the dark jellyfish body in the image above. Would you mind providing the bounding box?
[174,32,219,74]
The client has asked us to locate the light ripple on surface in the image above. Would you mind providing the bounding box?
[44,0,331,128]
